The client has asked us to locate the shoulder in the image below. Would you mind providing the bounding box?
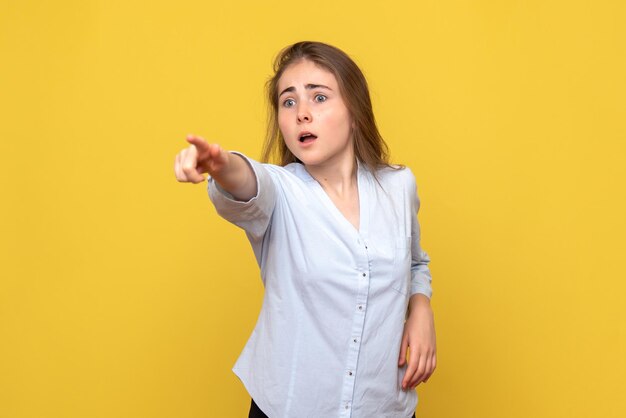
[256,161,316,204]
[372,164,417,191]
[235,153,300,182]
[263,161,312,184]
[228,152,309,198]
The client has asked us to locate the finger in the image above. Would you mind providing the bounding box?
[187,145,204,183]
[398,332,409,367]
[423,353,437,383]
[206,143,229,173]
[407,350,424,388]
[421,354,435,384]
[176,150,190,182]
[186,134,211,154]
[181,145,205,183]
[415,349,436,387]
[175,153,188,182]
[410,353,428,388]
[402,347,418,390]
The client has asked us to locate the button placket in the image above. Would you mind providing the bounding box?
[340,234,370,415]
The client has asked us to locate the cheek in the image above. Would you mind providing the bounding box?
[277,111,290,134]
[327,108,351,132]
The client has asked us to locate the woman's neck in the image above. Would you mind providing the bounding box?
[305,155,358,197]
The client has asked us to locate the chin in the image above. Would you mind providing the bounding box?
[294,154,327,167]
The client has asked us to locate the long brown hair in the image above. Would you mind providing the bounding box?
[261,41,395,172]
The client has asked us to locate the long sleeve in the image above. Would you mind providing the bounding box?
[408,173,433,299]
[206,151,277,241]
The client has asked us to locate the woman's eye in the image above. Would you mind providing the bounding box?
[314,94,327,103]
[283,98,296,107]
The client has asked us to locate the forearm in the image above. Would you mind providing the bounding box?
[212,153,257,201]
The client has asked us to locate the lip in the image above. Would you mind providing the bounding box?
[298,131,316,140]
[297,131,318,147]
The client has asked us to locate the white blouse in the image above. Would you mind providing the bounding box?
[207,153,432,418]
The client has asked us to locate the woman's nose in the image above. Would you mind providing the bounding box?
[297,104,312,123]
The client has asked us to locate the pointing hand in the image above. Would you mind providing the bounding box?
[174,134,229,183]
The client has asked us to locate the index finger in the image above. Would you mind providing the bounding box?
[186,134,210,153]
[402,350,419,390]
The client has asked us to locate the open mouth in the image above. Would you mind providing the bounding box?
[299,133,317,143]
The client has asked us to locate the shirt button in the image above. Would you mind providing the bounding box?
[353,338,357,343]
[358,305,363,310]
[348,371,353,376]
[362,273,366,277]
[345,405,349,410]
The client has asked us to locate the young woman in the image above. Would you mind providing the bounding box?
[174,41,436,418]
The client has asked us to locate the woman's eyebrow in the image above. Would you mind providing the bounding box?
[279,84,332,98]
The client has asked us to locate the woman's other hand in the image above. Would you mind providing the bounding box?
[398,294,437,390]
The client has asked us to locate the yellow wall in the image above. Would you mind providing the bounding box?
[1,1,625,417]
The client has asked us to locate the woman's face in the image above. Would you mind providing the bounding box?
[277,59,354,168]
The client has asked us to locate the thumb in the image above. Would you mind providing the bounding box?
[398,332,409,367]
